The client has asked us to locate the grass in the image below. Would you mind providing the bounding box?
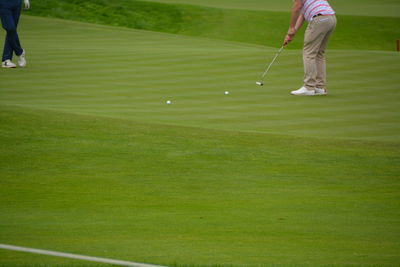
[2,16,400,142]
[1,1,400,266]
[140,0,400,17]
[25,0,400,51]
[0,266,108,267]
[1,104,399,266]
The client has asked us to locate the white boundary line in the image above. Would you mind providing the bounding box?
[0,244,168,267]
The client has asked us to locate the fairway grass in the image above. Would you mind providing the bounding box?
[1,104,399,266]
[1,15,400,267]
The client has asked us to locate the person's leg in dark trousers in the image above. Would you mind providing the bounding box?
[0,0,23,62]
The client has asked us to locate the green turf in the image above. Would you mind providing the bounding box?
[1,104,399,266]
[1,16,399,142]
[140,0,400,17]
[26,0,400,51]
[1,15,400,266]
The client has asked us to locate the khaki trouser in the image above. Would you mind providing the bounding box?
[303,15,336,90]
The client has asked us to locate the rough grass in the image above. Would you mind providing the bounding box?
[140,0,400,17]
[24,0,400,50]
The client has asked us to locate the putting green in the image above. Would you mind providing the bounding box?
[0,15,399,267]
[1,16,399,142]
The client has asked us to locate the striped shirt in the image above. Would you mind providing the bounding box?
[302,0,335,22]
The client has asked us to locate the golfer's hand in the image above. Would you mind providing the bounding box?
[284,27,296,46]
[24,0,30,10]
[284,34,293,46]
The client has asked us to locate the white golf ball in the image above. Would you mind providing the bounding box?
[224,91,230,95]
[166,100,171,104]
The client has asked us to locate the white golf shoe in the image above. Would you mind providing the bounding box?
[291,86,315,96]
[18,49,26,67]
[2,59,17,68]
[315,88,327,96]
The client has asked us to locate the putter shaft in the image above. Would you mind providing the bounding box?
[259,46,285,83]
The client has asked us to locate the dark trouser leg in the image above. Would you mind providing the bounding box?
[0,3,22,62]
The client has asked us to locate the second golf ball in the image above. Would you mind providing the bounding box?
[224,91,230,95]
[166,100,171,104]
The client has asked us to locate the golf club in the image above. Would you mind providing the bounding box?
[256,45,285,86]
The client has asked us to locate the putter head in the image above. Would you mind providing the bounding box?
[256,82,264,86]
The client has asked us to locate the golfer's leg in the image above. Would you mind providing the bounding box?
[0,5,22,61]
[315,16,337,89]
[11,2,23,56]
[0,7,15,61]
[303,18,327,90]
[3,33,12,61]
[315,52,326,89]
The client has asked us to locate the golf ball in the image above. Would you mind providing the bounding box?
[224,91,230,95]
[166,100,171,104]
